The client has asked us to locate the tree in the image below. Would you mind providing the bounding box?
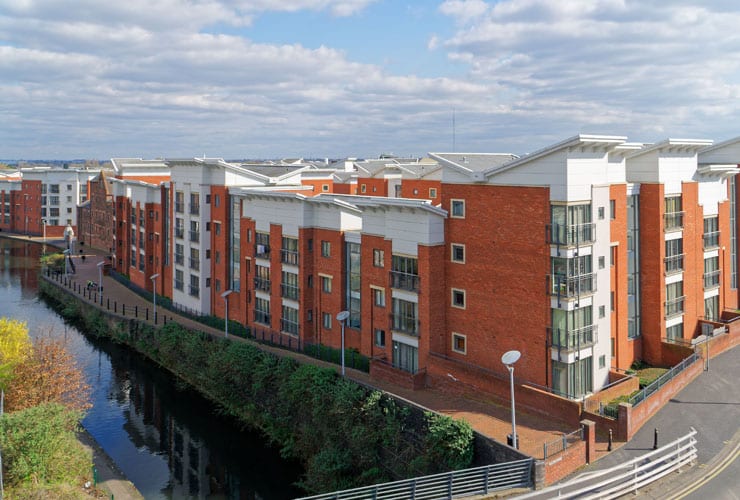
[0,317,32,415]
[5,335,91,414]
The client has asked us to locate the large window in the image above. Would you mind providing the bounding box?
[189,192,200,215]
[705,295,719,321]
[175,191,184,213]
[281,305,299,335]
[254,297,270,325]
[281,237,299,265]
[391,298,418,335]
[230,199,240,291]
[255,232,270,258]
[551,306,595,350]
[704,256,720,289]
[174,269,184,291]
[665,238,684,274]
[392,341,418,374]
[703,216,720,249]
[550,204,593,246]
[665,281,684,318]
[281,271,299,300]
[390,255,419,292]
[189,274,199,297]
[254,265,270,292]
[346,242,361,328]
[664,196,683,230]
[552,356,592,399]
[627,194,641,338]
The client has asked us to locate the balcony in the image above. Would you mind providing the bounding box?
[550,273,597,299]
[175,202,184,213]
[664,211,684,231]
[390,313,419,336]
[255,244,270,259]
[280,319,299,335]
[190,204,200,216]
[281,283,299,300]
[175,254,184,265]
[175,228,184,239]
[664,254,685,275]
[174,279,183,291]
[704,270,721,289]
[390,271,420,292]
[703,231,720,250]
[281,249,299,265]
[254,277,271,293]
[549,324,597,351]
[189,258,199,271]
[189,230,200,242]
[189,285,200,298]
[254,310,270,325]
[665,296,685,318]
[547,222,595,247]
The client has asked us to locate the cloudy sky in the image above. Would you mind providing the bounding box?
[3,0,740,160]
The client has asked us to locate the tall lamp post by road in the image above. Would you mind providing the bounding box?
[336,310,349,376]
[221,290,233,338]
[63,249,70,276]
[150,273,160,322]
[501,350,521,449]
[42,218,46,246]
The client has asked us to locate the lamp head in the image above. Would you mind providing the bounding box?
[501,350,521,366]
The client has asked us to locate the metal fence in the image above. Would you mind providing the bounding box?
[543,427,584,459]
[516,428,697,499]
[628,353,699,407]
[297,459,534,500]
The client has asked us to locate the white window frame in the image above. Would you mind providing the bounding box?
[451,288,466,309]
[451,199,465,218]
[452,332,467,354]
[451,243,465,264]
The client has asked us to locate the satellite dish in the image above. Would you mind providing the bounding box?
[336,311,350,321]
[501,350,521,366]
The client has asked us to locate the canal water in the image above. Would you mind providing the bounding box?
[0,237,304,499]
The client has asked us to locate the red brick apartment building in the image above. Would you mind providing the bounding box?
[5,136,740,404]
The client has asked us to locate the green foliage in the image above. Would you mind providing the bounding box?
[0,403,91,488]
[38,281,475,494]
[39,253,66,273]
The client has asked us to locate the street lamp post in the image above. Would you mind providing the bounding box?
[336,310,350,376]
[150,273,160,322]
[221,290,233,338]
[501,350,521,449]
[63,249,70,276]
[97,261,105,297]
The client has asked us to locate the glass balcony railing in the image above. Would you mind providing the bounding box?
[547,222,595,247]
[189,230,200,242]
[175,228,184,239]
[188,285,199,298]
[703,231,720,249]
[664,254,684,274]
[549,325,597,351]
[281,249,299,265]
[189,258,199,271]
[255,245,270,259]
[550,273,596,298]
[390,271,419,292]
[390,313,419,336]
[704,270,721,289]
[190,204,200,216]
[281,283,299,300]
[254,277,271,293]
[175,254,184,265]
[175,202,184,213]
[664,212,684,231]
[665,296,685,318]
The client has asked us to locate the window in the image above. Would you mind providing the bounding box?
[665,281,685,318]
[189,274,199,297]
[392,298,418,335]
[189,248,199,270]
[451,243,465,263]
[599,305,606,318]
[255,232,270,258]
[321,276,332,293]
[175,244,184,265]
[373,249,384,267]
[392,341,418,374]
[374,329,385,347]
[429,188,437,198]
[281,305,299,335]
[322,184,329,192]
[214,222,221,236]
[704,256,720,288]
[214,194,220,207]
[321,240,331,257]
[190,192,200,215]
[205,194,211,204]
[214,279,221,292]
[598,207,605,220]
[254,265,271,292]
[451,288,466,308]
[665,238,684,274]
[451,199,465,218]
[610,246,616,266]
[175,270,184,291]
[703,216,719,249]
[360,184,367,193]
[66,184,72,191]
[599,355,606,369]
[610,200,616,219]
[452,333,466,354]
[598,256,605,269]
[610,291,615,311]
[705,295,719,321]
[50,184,59,194]
[175,191,184,213]
[281,237,299,265]
[664,196,683,230]
[666,323,683,341]
[215,251,220,264]
[66,196,72,203]
[281,271,299,300]
[254,297,270,325]
[373,288,385,307]
[322,312,332,329]
[390,255,419,291]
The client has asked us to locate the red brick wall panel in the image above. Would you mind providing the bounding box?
[638,184,664,364]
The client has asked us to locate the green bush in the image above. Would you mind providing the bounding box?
[0,403,91,488]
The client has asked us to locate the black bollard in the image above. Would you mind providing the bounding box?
[653,428,659,450]
[608,429,613,451]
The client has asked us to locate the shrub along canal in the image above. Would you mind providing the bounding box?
[0,237,303,499]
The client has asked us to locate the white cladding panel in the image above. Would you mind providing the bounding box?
[591,185,612,392]
[626,150,660,183]
[699,141,740,164]
[441,169,480,184]
[243,197,305,234]
[607,155,627,185]
[698,178,727,216]
[565,151,610,201]
[488,150,568,200]
[658,154,698,185]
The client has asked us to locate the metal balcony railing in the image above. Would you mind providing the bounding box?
[664,254,685,274]
[189,230,200,242]
[281,283,299,300]
[174,280,183,291]
[190,204,200,215]
[390,313,419,336]
[255,245,270,259]
[254,310,270,325]
[280,319,299,335]
[189,258,199,271]
[549,325,597,351]
[703,231,720,249]
[254,277,271,293]
[550,273,597,298]
[664,211,684,231]
[175,254,184,265]
[389,271,420,292]
[175,228,184,239]
[281,249,299,265]
[175,202,184,213]
[665,296,685,318]
[547,222,595,247]
[704,270,721,289]
[188,285,200,298]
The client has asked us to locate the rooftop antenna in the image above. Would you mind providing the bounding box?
[452,108,456,152]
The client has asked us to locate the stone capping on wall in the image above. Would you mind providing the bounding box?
[583,371,640,414]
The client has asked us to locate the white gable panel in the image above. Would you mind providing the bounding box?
[488,150,567,200]
[698,179,727,216]
[699,141,740,164]
[658,154,697,184]
[626,150,660,183]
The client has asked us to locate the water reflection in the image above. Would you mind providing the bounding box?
[0,237,303,499]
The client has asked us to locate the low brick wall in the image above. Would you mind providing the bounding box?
[543,440,587,484]
[661,341,694,367]
[519,384,583,428]
[370,359,426,390]
[706,329,740,357]
[584,371,639,407]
